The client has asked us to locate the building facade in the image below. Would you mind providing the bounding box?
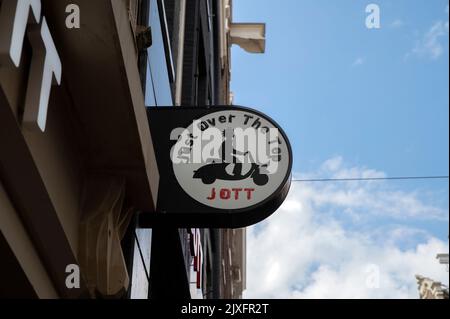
[0,0,264,299]
[416,276,449,299]
[415,245,449,300]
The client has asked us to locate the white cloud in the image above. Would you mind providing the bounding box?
[244,157,449,299]
[321,156,344,172]
[390,19,404,28]
[352,57,365,67]
[409,6,449,60]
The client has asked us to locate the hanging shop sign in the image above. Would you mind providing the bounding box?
[0,0,62,132]
[141,105,292,228]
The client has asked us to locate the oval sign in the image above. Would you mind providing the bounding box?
[172,109,291,211]
[143,106,292,228]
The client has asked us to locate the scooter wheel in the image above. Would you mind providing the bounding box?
[202,176,216,184]
[253,174,269,186]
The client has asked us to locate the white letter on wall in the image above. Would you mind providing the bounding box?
[0,0,42,67]
[23,17,62,132]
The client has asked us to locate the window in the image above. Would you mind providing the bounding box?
[129,229,152,299]
[122,216,152,299]
[144,0,174,106]
[123,0,177,299]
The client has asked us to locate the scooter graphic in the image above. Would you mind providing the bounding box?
[193,154,269,186]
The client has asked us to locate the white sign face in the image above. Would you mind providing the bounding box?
[171,110,291,210]
[0,0,61,132]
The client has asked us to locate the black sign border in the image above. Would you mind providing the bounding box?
[141,105,293,228]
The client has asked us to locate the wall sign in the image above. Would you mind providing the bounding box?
[0,0,62,132]
[141,106,292,228]
[189,229,203,290]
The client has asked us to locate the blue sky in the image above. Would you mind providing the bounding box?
[231,0,449,298]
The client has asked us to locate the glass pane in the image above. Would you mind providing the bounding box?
[145,59,157,107]
[147,0,173,106]
[130,229,152,299]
